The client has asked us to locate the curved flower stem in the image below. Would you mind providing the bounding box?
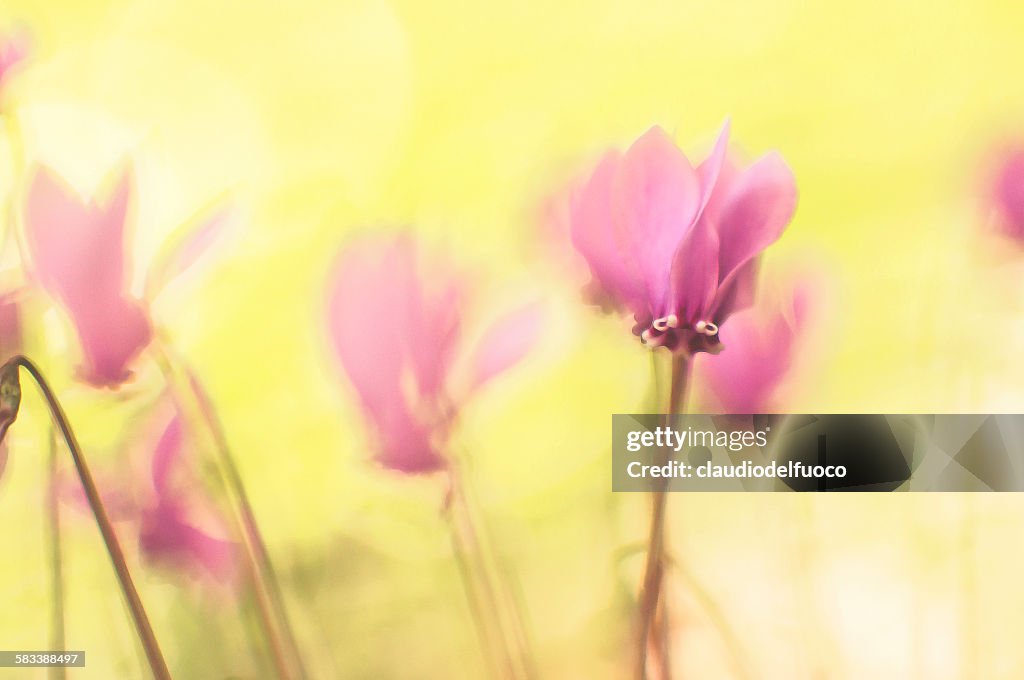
[151,342,304,680]
[462,479,537,680]
[7,356,171,680]
[635,353,691,680]
[444,466,535,680]
[191,400,301,680]
[445,482,508,679]
[615,542,751,680]
[47,427,67,680]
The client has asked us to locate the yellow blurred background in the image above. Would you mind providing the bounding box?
[2,0,1024,677]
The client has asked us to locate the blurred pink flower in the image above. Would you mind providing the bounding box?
[138,415,238,585]
[569,122,797,354]
[24,164,229,387]
[25,165,152,387]
[0,30,29,92]
[990,145,1024,241]
[696,281,816,413]
[60,406,239,587]
[327,233,542,474]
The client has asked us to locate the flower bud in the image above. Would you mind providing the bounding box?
[0,359,21,445]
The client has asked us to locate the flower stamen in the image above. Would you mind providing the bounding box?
[694,320,718,336]
[652,314,679,331]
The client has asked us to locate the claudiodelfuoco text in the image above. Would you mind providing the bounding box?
[623,425,847,480]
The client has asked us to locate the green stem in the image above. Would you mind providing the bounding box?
[151,342,303,679]
[463,480,537,680]
[635,353,691,680]
[48,427,66,680]
[9,356,171,680]
[445,482,508,679]
[445,466,534,680]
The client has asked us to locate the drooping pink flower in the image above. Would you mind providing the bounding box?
[0,30,29,93]
[327,233,542,474]
[695,281,816,413]
[24,164,230,388]
[569,122,797,354]
[137,415,238,585]
[990,145,1024,241]
[24,165,152,387]
[60,405,239,587]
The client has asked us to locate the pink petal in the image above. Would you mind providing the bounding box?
[140,498,239,585]
[329,235,426,412]
[992,147,1024,239]
[613,126,702,313]
[151,416,184,496]
[404,251,464,399]
[26,168,122,299]
[700,307,794,413]
[570,151,645,311]
[146,202,233,298]
[74,299,152,387]
[327,234,453,473]
[714,152,797,282]
[375,408,445,474]
[700,281,816,413]
[328,238,408,419]
[465,303,543,392]
[670,222,720,324]
[709,258,759,323]
[25,165,151,387]
[137,403,240,585]
[0,31,29,87]
[696,120,732,217]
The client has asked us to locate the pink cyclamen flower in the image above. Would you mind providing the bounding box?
[61,408,239,587]
[25,165,152,387]
[991,145,1024,241]
[138,415,239,585]
[569,121,797,354]
[696,282,815,413]
[24,164,228,388]
[327,233,542,474]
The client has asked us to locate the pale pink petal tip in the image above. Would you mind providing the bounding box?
[466,303,543,392]
[146,203,233,297]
